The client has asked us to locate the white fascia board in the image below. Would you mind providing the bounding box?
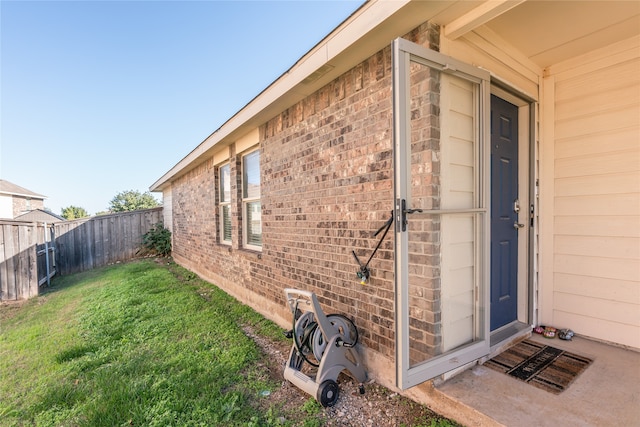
[0,191,46,199]
[324,0,410,59]
[444,0,526,40]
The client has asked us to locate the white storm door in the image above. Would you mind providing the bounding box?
[393,38,491,389]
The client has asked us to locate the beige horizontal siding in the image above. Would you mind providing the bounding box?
[554,291,639,326]
[555,215,640,238]
[554,59,640,102]
[554,273,639,304]
[555,235,640,259]
[555,127,638,159]
[555,172,639,197]
[551,37,639,348]
[555,150,640,178]
[554,254,639,282]
[555,193,640,216]
[552,310,638,349]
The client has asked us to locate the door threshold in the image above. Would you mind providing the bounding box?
[489,321,531,353]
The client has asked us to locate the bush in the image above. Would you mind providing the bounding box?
[142,224,171,257]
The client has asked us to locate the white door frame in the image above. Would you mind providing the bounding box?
[489,83,537,343]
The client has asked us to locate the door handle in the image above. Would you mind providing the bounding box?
[399,199,423,232]
[513,222,525,229]
[405,208,424,214]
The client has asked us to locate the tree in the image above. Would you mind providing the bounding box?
[108,190,160,213]
[61,205,89,220]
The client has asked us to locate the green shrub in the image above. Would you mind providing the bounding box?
[141,224,171,257]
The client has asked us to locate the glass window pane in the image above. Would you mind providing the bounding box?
[405,60,482,368]
[220,164,230,203]
[243,151,260,199]
[246,201,262,247]
[407,212,482,366]
[222,204,231,242]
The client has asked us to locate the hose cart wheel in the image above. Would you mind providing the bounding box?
[317,380,339,407]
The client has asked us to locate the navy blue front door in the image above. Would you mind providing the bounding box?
[490,95,519,331]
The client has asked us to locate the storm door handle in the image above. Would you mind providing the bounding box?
[399,199,423,232]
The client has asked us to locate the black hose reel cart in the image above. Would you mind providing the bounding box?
[283,288,367,407]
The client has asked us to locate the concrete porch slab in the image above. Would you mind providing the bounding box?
[434,334,640,426]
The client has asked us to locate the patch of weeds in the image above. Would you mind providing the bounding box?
[432,419,459,427]
[298,398,324,427]
[301,398,322,416]
[241,364,279,397]
[405,418,460,427]
[219,392,244,422]
[248,406,287,427]
[302,418,324,427]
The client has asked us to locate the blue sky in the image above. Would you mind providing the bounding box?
[0,0,363,215]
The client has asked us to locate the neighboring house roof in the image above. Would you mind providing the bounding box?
[0,179,46,199]
[14,209,65,223]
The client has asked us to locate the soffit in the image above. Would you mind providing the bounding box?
[480,1,640,68]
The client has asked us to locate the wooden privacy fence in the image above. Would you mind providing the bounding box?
[0,221,41,300]
[55,207,163,275]
[0,207,163,301]
[36,223,57,287]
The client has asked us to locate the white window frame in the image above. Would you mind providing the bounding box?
[219,162,232,245]
[242,148,262,251]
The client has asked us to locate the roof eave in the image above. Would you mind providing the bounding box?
[150,0,430,192]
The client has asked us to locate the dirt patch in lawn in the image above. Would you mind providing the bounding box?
[0,296,48,322]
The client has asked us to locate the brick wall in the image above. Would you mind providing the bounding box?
[12,196,44,218]
[170,22,440,361]
[407,63,443,362]
[259,45,399,355]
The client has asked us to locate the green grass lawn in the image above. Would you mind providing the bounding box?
[0,260,286,427]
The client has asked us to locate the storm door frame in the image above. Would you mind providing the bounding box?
[392,38,492,389]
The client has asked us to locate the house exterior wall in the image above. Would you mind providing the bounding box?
[444,27,640,350]
[163,186,173,233]
[168,23,440,371]
[442,26,542,329]
[542,36,640,349]
[12,196,44,219]
[0,195,12,219]
[171,157,221,271]
[165,15,639,401]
